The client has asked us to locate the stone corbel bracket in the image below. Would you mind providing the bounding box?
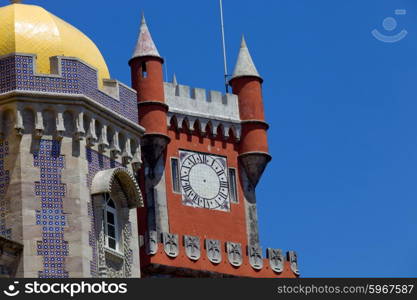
[167,112,241,141]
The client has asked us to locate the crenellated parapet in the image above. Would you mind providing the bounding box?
[141,230,300,278]
[0,54,138,124]
[164,82,241,140]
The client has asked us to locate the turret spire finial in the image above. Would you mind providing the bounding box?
[230,35,261,81]
[240,34,247,48]
[172,73,178,85]
[131,12,162,60]
[10,0,23,4]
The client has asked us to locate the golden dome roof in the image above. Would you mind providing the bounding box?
[0,3,110,84]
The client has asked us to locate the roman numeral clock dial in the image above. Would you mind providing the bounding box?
[179,151,230,212]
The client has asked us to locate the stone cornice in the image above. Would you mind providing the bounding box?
[0,90,145,136]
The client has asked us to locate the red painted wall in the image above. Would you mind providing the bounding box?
[164,128,246,244]
[138,126,297,278]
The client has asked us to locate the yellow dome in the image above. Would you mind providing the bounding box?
[0,3,110,84]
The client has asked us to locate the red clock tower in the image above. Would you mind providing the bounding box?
[129,14,299,278]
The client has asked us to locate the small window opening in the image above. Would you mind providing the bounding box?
[171,158,180,193]
[142,62,148,78]
[229,168,238,203]
[104,194,119,251]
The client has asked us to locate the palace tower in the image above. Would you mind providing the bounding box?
[0,1,299,278]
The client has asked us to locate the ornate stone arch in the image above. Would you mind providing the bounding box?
[91,167,143,209]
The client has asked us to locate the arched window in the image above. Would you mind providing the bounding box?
[103,194,119,252]
[91,168,144,278]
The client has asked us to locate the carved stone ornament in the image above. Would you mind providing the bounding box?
[248,244,263,270]
[91,167,144,208]
[267,248,285,273]
[205,239,221,264]
[184,235,201,261]
[226,242,242,267]
[146,230,158,255]
[288,251,300,276]
[162,233,179,258]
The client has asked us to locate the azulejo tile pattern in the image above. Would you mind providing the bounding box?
[0,56,17,93]
[34,140,69,278]
[0,54,138,123]
[86,148,121,277]
[87,203,98,277]
[0,141,10,239]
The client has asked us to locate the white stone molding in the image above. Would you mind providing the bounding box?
[55,111,65,140]
[86,118,98,147]
[74,112,85,141]
[131,142,142,172]
[167,112,241,140]
[91,168,143,209]
[121,138,133,165]
[98,124,109,153]
[34,110,44,138]
[14,109,24,136]
[110,131,121,158]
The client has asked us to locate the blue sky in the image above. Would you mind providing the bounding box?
[16,0,417,277]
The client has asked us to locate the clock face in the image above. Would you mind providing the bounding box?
[179,150,230,212]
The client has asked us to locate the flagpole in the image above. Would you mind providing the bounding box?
[219,0,229,93]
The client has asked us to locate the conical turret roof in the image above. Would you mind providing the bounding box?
[132,13,161,60]
[231,36,261,81]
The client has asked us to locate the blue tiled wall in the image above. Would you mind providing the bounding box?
[34,140,69,278]
[0,55,138,123]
